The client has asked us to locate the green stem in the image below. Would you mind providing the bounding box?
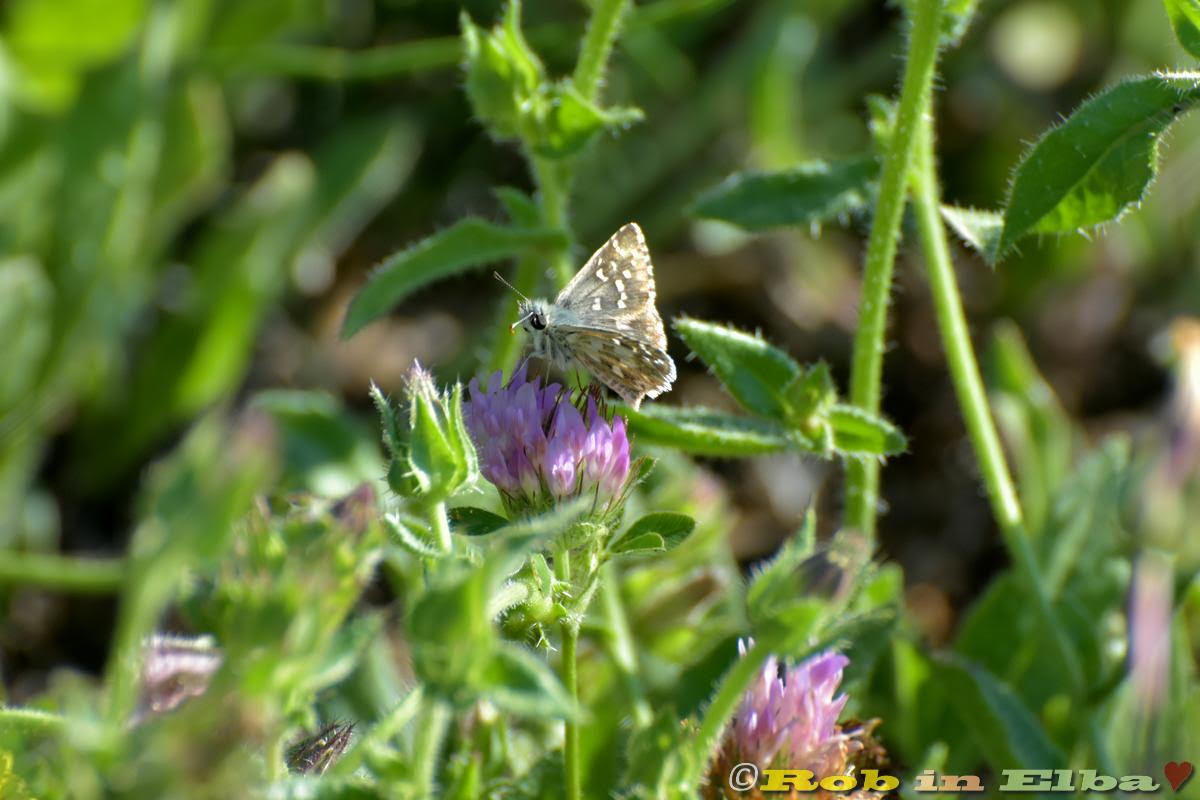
[412,699,450,796]
[0,551,125,593]
[909,127,1022,538]
[843,0,943,539]
[0,706,68,737]
[531,157,575,287]
[574,0,633,101]
[202,1,718,83]
[555,547,581,800]
[206,38,462,81]
[430,501,451,553]
[909,113,1085,694]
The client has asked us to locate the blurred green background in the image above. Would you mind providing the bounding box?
[1,0,1197,698]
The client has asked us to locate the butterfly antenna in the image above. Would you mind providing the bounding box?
[510,311,535,333]
[493,271,531,302]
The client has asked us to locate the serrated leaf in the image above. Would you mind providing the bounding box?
[622,405,790,456]
[996,72,1200,260]
[941,205,1003,262]
[936,655,1067,773]
[674,317,803,421]
[690,157,879,231]
[341,219,568,337]
[449,506,509,536]
[1164,0,1200,59]
[827,404,907,457]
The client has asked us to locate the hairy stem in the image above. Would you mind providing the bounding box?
[412,699,450,795]
[555,547,581,800]
[843,0,943,539]
[430,501,452,554]
[532,156,575,287]
[574,0,633,101]
[909,112,1086,696]
[909,126,1022,538]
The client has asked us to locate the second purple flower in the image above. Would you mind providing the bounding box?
[463,366,631,513]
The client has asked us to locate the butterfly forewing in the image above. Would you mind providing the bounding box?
[555,223,666,349]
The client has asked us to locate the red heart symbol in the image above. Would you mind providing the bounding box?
[1165,761,1194,791]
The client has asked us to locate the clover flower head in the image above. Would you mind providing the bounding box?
[730,641,860,775]
[463,365,631,511]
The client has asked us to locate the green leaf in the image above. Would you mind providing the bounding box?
[610,532,666,556]
[341,219,567,337]
[674,317,803,421]
[406,369,465,502]
[941,205,1003,262]
[384,512,444,558]
[460,4,544,140]
[866,94,897,153]
[494,186,540,226]
[936,655,1067,774]
[0,257,53,412]
[781,362,837,425]
[483,642,577,719]
[622,405,790,456]
[1164,0,1200,59]
[531,83,642,158]
[827,404,907,457]
[988,321,1075,532]
[369,382,403,459]
[996,72,1200,260]
[939,0,980,45]
[689,157,879,230]
[619,511,696,550]
[448,506,509,537]
[746,517,817,627]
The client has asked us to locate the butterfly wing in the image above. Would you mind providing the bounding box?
[555,222,667,351]
[551,324,676,409]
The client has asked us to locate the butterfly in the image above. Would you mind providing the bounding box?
[504,222,676,410]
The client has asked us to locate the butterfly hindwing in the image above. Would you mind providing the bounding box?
[551,324,675,410]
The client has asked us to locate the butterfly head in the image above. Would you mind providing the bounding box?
[513,299,549,334]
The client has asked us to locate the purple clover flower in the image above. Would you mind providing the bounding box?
[463,365,631,511]
[729,641,861,776]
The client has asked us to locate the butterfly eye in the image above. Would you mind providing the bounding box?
[530,312,546,330]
